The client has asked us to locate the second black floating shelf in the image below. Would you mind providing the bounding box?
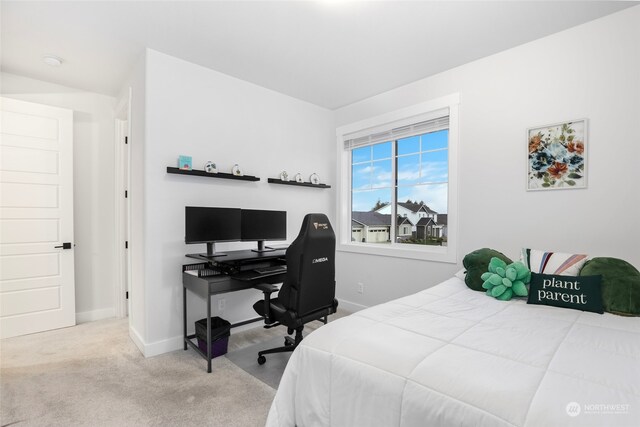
[167,167,260,182]
[267,178,331,188]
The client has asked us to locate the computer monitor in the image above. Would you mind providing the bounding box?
[241,209,287,252]
[185,206,241,257]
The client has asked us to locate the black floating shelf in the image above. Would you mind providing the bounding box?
[167,167,260,182]
[267,178,331,188]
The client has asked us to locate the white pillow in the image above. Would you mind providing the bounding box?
[521,248,588,276]
[454,268,466,281]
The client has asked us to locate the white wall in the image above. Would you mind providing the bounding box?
[334,6,640,309]
[1,72,118,323]
[136,49,334,355]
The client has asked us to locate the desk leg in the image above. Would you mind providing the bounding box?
[183,286,187,351]
[207,296,212,373]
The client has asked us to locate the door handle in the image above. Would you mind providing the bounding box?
[55,242,73,249]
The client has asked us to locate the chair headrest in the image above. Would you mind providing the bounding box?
[300,213,334,236]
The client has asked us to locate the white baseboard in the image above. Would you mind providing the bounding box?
[129,325,146,356]
[130,317,270,358]
[143,334,184,358]
[128,328,185,358]
[337,298,367,313]
[76,307,116,324]
[228,319,265,334]
[131,308,363,358]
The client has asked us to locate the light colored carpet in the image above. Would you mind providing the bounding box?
[0,319,275,427]
[1,309,350,427]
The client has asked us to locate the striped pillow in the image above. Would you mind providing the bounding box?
[521,248,588,276]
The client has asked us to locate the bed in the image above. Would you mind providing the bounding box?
[266,276,640,426]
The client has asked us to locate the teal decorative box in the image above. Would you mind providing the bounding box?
[178,155,192,170]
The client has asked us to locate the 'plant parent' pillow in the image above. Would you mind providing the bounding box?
[579,257,640,316]
[527,272,603,314]
[462,248,512,291]
[521,248,588,276]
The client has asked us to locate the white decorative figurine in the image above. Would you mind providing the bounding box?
[204,161,217,174]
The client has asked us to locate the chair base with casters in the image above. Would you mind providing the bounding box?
[256,325,302,365]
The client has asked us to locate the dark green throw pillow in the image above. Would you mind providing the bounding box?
[527,273,603,314]
[580,257,640,316]
[462,248,512,291]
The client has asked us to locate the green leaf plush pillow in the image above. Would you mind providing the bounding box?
[462,248,512,291]
[579,257,640,316]
[481,258,531,301]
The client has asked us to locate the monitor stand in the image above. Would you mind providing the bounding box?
[251,241,275,253]
[204,242,227,258]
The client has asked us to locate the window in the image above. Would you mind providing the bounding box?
[337,94,459,262]
[351,129,448,247]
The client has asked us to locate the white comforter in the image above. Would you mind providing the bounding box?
[266,277,640,427]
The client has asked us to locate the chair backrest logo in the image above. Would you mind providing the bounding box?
[313,222,329,230]
[312,257,329,264]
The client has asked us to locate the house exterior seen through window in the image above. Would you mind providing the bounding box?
[350,129,449,246]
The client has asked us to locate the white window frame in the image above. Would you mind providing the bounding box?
[336,93,459,263]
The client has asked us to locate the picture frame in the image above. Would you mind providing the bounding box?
[527,119,588,191]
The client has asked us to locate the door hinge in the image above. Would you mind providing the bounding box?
[125,241,128,249]
[125,136,128,145]
[126,291,129,299]
[125,190,128,198]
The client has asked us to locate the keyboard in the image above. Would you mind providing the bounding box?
[254,265,287,274]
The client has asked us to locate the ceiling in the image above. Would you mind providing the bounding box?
[1,1,635,109]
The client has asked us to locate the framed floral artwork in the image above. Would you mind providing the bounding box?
[527,119,587,191]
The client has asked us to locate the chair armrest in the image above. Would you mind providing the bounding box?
[253,283,279,294]
[254,283,280,324]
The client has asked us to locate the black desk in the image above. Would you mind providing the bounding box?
[186,246,287,264]
[182,248,287,372]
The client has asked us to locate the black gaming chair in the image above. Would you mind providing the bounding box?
[252,213,338,365]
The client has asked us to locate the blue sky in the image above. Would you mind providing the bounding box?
[351,130,449,213]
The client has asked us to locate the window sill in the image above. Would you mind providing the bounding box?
[337,242,457,263]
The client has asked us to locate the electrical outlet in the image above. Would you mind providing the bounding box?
[357,282,364,294]
[218,298,226,311]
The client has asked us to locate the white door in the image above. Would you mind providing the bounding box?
[115,117,130,317]
[0,97,75,339]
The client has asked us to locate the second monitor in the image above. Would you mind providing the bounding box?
[241,209,287,252]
